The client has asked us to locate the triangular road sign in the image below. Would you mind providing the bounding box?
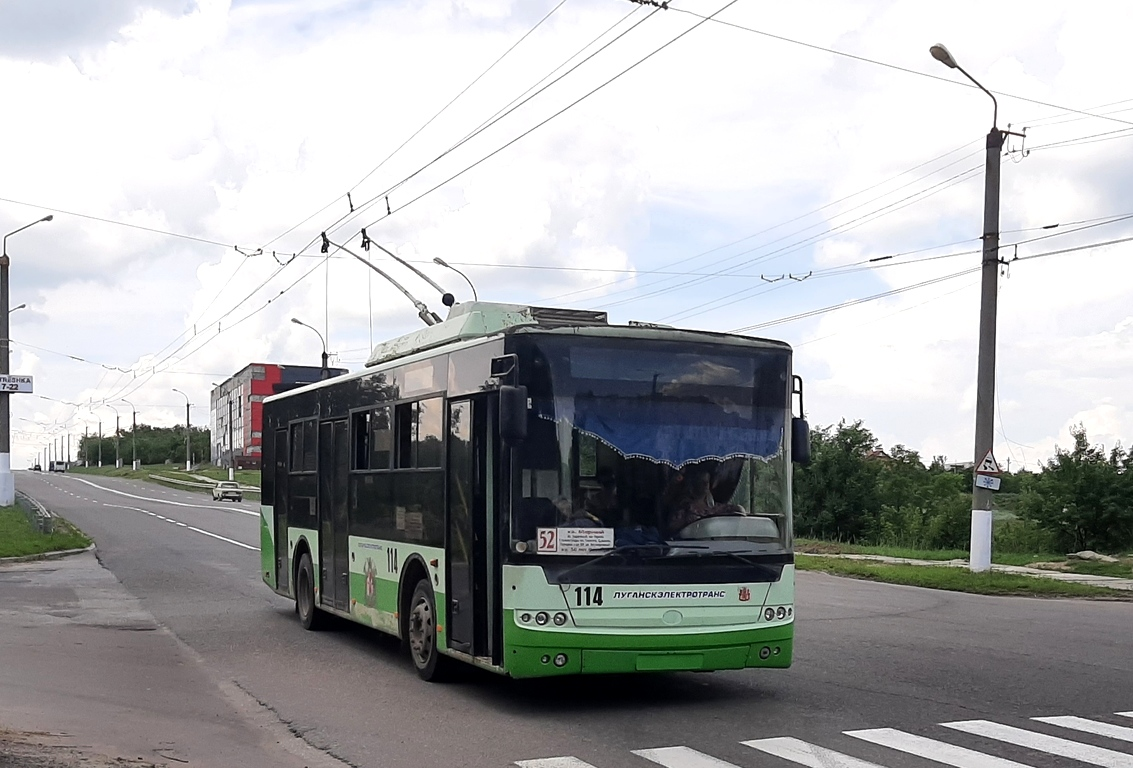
[976,450,1002,475]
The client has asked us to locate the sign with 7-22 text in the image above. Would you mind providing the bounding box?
[0,375,32,393]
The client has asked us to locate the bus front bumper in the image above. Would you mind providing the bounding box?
[503,619,793,678]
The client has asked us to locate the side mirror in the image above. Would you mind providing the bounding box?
[792,417,811,466]
[499,385,528,445]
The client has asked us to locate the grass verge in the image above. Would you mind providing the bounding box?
[794,538,1063,566]
[67,464,260,491]
[795,555,1130,599]
[793,537,1133,576]
[0,505,90,559]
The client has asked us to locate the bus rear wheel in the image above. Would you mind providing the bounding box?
[408,579,447,681]
[296,552,326,631]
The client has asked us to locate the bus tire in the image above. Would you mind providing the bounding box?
[408,578,446,681]
[296,552,326,631]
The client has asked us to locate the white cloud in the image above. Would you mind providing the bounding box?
[3,0,1132,470]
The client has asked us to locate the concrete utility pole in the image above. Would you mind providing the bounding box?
[172,388,191,471]
[106,404,121,468]
[930,44,1016,573]
[227,394,235,481]
[0,214,53,504]
[122,399,137,470]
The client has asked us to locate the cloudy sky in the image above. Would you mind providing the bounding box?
[3,0,1131,471]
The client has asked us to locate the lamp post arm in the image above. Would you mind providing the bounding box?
[953,62,998,130]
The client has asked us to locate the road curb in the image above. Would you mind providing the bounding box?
[0,543,97,565]
[799,552,1133,591]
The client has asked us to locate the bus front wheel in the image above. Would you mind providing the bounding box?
[408,579,446,681]
[296,553,326,631]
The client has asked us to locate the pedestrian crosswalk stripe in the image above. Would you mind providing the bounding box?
[1034,716,1133,744]
[742,737,884,768]
[943,720,1133,767]
[633,746,740,767]
[514,711,1133,768]
[846,727,1033,768]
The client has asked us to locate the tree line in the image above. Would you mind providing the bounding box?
[795,421,1133,555]
[78,424,211,467]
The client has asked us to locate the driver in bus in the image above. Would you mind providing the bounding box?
[582,468,622,526]
[664,464,744,536]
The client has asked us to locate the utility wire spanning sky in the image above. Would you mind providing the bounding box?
[3,0,1133,471]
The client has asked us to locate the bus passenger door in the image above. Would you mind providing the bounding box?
[273,428,289,592]
[446,397,494,659]
[318,419,350,611]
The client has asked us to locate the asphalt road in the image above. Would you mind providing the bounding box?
[13,470,1133,768]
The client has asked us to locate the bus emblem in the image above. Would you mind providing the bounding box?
[738,587,751,602]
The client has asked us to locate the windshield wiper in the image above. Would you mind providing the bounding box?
[667,548,759,567]
[555,543,707,584]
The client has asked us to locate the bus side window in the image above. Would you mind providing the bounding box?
[289,421,315,473]
[394,398,442,469]
[395,403,414,468]
[352,411,370,470]
[370,406,393,469]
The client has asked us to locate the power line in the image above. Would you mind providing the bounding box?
[544,138,986,305]
[257,0,574,252]
[668,6,1133,128]
[635,164,985,319]
[0,196,244,249]
[731,266,982,334]
[728,227,1133,336]
[337,4,666,238]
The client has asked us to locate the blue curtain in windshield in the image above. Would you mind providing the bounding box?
[539,396,783,467]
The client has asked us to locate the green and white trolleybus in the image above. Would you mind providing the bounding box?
[260,301,809,680]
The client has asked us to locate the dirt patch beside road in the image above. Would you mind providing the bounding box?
[0,728,162,767]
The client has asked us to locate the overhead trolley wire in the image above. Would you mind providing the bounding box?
[608,162,985,317]
[331,4,666,240]
[668,6,1133,128]
[725,226,1133,336]
[258,0,575,253]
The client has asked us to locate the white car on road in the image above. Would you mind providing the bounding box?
[212,481,243,502]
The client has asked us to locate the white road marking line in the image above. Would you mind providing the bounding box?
[1034,716,1133,744]
[185,524,258,550]
[65,476,257,517]
[846,728,1035,768]
[633,747,741,767]
[1117,713,1133,720]
[743,737,883,767]
[105,504,258,551]
[943,721,1133,767]
[514,759,598,768]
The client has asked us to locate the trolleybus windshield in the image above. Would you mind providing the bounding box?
[511,336,792,568]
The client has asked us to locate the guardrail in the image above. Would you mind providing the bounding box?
[148,474,260,494]
[16,491,55,533]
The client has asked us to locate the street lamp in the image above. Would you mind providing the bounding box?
[9,303,26,313]
[120,398,138,470]
[929,44,1016,573]
[0,214,53,505]
[172,388,191,471]
[290,317,329,379]
[104,403,121,468]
